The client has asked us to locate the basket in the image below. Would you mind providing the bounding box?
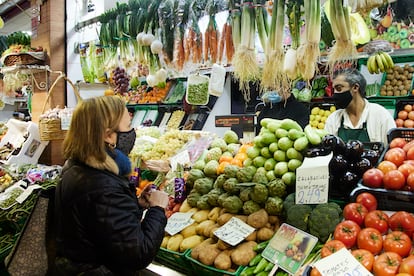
[386,127,414,144]
[2,52,45,66]
[39,75,81,141]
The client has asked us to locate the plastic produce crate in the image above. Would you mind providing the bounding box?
[350,185,414,212]
[368,97,396,115]
[155,247,193,275]
[387,127,414,143]
[378,64,414,98]
[184,249,245,276]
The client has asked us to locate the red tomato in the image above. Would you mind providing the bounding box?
[362,168,384,188]
[373,252,402,276]
[398,163,414,178]
[403,140,414,152]
[383,169,406,190]
[398,110,409,120]
[407,146,414,160]
[383,231,412,258]
[390,137,408,149]
[388,211,414,238]
[356,192,378,211]
[364,210,389,234]
[407,172,414,190]
[351,249,375,272]
[396,118,404,127]
[321,240,346,258]
[357,227,383,255]
[385,147,406,167]
[343,203,369,226]
[399,255,414,275]
[377,160,398,174]
[333,220,361,249]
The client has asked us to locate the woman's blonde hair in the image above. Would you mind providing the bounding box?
[63,96,126,163]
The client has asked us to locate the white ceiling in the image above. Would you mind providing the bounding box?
[0,8,31,36]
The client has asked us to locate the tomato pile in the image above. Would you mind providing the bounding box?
[395,104,414,128]
[313,192,414,276]
[362,137,414,191]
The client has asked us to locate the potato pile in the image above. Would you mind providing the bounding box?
[380,64,414,97]
[161,200,279,272]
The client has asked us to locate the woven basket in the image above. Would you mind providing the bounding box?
[3,52,45,66]
[39,75,81,141]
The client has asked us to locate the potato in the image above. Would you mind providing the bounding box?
[161,236,170,248]
[196,220,216,236]
[268,215,280,225]
[234,215,248,223]
[257,227,275,242]
[198,243,221,266]
[214,249,233,270]
[217,213,234,226]
[245,230,257,242]
[247,209,268,229]
[208,207,222,221]
[217,239,232,251]
[204,223,219,238]
[191,238,215,259]
[166,234,184,252]
[181,223,198,238]
[209,225,220,239]
[180,235,204,252]
[179,199,192,212]
[192,209,210,223]
[231,241,257,266]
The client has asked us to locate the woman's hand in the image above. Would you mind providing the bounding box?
[138,184,153,209]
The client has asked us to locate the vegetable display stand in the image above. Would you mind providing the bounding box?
[184,249,245,276]
[155,248,193,275]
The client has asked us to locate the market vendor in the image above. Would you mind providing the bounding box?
[256,90,309,134]
[324,68,396,144]
[54,96,169,275]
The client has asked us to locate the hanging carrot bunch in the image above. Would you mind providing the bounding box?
[203,0,221,66]
[173,0,191,72]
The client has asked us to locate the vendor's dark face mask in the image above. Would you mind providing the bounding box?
[333,90,353,109]
[116,128,136,155]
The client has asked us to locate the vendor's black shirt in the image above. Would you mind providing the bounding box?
[256,95,309,134]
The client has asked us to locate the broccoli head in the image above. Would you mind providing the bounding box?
[286,204,313,232]
[265,196,284,216]
[222,195,243,214]
[268,178,287,198]
[308,204,342,243]
[242,200,261,215]
[250,183,269,204]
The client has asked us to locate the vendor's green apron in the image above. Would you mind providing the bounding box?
[337,116,370,142]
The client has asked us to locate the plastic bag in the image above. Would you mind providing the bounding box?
[208,64,226,96]
[186,73,210,105]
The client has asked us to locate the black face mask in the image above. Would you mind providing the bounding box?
[116,128,136,155]
[332,90,353,109]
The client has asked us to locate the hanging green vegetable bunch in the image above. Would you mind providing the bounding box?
[98,8,119,71]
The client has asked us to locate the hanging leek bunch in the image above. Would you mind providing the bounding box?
[99,8,119,71]
[128,0,145,64]
[283,0,303,80]
[232,0,260,102]
[327,0,358,72]
[296,0,321,80]
[229,0,241,50]
[254,0,269,55]
[261,0,288,95]
[116,3,132,68]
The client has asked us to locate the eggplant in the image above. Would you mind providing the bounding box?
[322,134,346,155]
[361,149,380,166]
[349,158,373,177]
[345,140,365,161]
[339,171,359,193]
[329,154,348,176]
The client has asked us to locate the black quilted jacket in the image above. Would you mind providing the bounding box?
[54,160,167,275]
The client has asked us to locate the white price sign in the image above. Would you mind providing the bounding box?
[213,217,255,246]
[165,211,195,236]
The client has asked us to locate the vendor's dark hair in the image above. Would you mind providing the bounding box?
[333,68,366,97]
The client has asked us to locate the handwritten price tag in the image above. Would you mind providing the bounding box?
[295,153,332,204]
[165,212,195,236]
[314,248,373,276]
[213,217,255,246]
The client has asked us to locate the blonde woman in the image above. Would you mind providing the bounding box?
[54,96,168,275]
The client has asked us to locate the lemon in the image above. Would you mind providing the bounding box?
[324,110,331,117]
[318,122,325,129]
[311,120,318,127]
[318,109,325,116]
[311,107,320,115]
[315,115,321,122]
[310,114,315,121]
[330,106,336,112]
[321,116,327,123]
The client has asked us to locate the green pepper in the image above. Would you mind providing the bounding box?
[240,266,256,276]
[254,240,270,252]
[249,254,263,266]
[253,257,269,274]
[264,261,275,272]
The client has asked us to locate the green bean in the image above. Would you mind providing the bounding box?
[187,82,209,105]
